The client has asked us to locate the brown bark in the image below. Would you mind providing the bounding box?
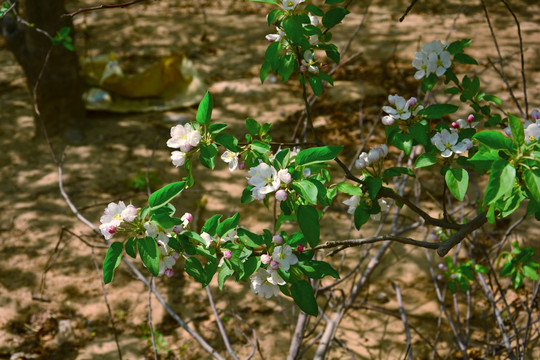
[2,0,86,141]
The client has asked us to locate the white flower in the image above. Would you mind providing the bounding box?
[412,40,451,79]
[309,35,319,46]
[181,213,193,228]
[201,232,214,248]
[525,120,540,143]
[247,163,281,194]
[277,169,292,184]
[272,245,298,271]
[121,204,138,222]
[301,51,318,74]
[355,152,369,169]
[282,0,304,10]
[167,123,201,152]
[370,199,390,221]
[250,268,285,299]
[221,150,239,172]
[144,222,159,238]
[275,190,288,202]
[431,129,470,157]
[171,151,186,167]
[343,195,360,215]
[456,118,478,129]
[383,94,411,120]
[251,186,267,200]
[265,27,284,42]
[159,251,179,276]
[382,115,395,126]
[368,148,380,163]
[261,254,271,265]
[308,13,319,26]
[99,202,128,239]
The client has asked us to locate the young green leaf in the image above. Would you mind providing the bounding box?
[148,181,186,210]
[445,168,469,201]
[297,205,320,247]
[138,237,160,276]
[296,146,343,166]
[415,153,439,168]
[298,260,339,279]
[291,280,318,316]
[196,92,213,126]
[103,242,123,284]
[322,7,350,29]
[483,160,516,206]
[420,104,459,119]
[508,113,525,146]
[185,257,207,285]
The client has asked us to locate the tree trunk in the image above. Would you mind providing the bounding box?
[2,0,86,141]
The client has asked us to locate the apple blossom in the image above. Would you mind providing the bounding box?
[281,0,305,11]
[249,268,284,299]
[383,94,411,120]
[308,12,319,26]
[370,199,390,221]
[431,129,470,157]
[532,109,540,121]
[343,195,360,215]
[221,150,239,172]
[201,232,214,248]
[265,27,284,42]
[248,162,281,195]
[382,115,395,126]
[301,50,318,74]
[275,189,288,202]
[278,169,292,184]
[167,123,201,153]
[261,254,271,265]
[272,244,298,271]
[223,250,232,260]
[273,234,283,244]
[181,212,193,228]
[456,117,478,129]
[525,121,540,143]
[100,201,129,239]
[412,40,451,79]
[121,204,137,222]
[171,151,186,167]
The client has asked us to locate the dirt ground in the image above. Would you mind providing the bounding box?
[1,0,540,359]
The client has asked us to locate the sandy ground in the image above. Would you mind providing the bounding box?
[1,0,540,359]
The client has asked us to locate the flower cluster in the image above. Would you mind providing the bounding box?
[250,241,298,298]
[167,123,202,167]
[382,94,423,125]
[355,144,388,169]
[99,201,138,240]
[412,40,452,80]
[342,196,390,221]
[247,162,292,200]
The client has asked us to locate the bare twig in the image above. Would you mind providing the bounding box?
[0,1,16,20]
[63,0,152,17]
[314,234,438,251]
[399,0,419,22]
[206,286,239,360]
[392,283,413,360]
[91,248,123,360]
[287,312,307,360]
[500,0,528,119]
[148,277,158,360]
[521,281,540,356]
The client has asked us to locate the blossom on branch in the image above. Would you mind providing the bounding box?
[431,129,471,157]
[272,244,298,271]
[221,150,239,172]
[248,162,281,195]
[167,123,201,153]
[412,40,452,80]
[250,268,285,298]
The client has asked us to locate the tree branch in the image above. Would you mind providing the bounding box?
[313,235,439,251]
[436,212,487,256]
[63,0,152,17]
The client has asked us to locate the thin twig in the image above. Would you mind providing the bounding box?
[206,286,239,360]
[0,1,16,20]
[392,283,413,360]
[500,0,528,119]
[399,0,419,22]
[148,277,158,360]
[521,281,540,356]
[91,248,123,360]
[314,234,438,251]
[63,0,152,17]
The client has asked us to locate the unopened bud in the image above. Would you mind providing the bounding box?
[223,250,232,260]
[238,162,246,170]
[296,244,304,253]
[275,190,288,202]
[278,169,292,184]
[182,213,193,224]
[382,115,395,126]
[164,268,174,277]
[532,109,540,121]
[300,65,307,73]
[270,260,279,270]
[451,121,459,129]
[108,225,116,235]
[172,225,183,234]
[272,234,283,244]
[407,97,417,107]
[467,114,475,123]
[261,254,271,264]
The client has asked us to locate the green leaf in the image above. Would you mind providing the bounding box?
[201,214,222,237]
[248,0,277,4]
[196,92,213,126]
[420,104,459,119]
[283,15,308,47]
[267,9,282,25]
[148,181,186,210]
[215,133,242,152]
[523,265,539,281]
[208,123,227,135]
[473,131,514,152]
[508,113,525,146]
[484,160,516,206]
[298,205,320,247]
[410,121,430,146]
[103,242,123,284]
[298,260,339,279]
[523,169,540,203]
[138,237,159,277]
[337,182,363,196]
[322,7,350,29]
[366,177,382,200]
[415,153,439,168]
[218,262,235,290]
[237,228,264,247]
[296,146,342,166]
[445,168,469,201]
[292,180,318,204]
[308,76,322,96]
[382,167,415,178]
[217,213,240,238]
[305,4,323,16]
[125,237,137,258]
[318,71,334,86]
[422,73,439,92]
[151,213,182,229]
[454,53,478,65]
[353,201,370,230]
[467,149,500,172]
[291,280,318,316]
[200,143,218,169]
[185,257,207,285]
[483,94,502,105]
[251,140,271,154]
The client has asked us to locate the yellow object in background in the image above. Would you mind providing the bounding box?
[81,53,206,112]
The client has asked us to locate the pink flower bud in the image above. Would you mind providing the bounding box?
[261,254,271,264]
[107,225,116,235]
[467,114,475,123]
[182,213,193,224]
[451,122,459,129]
[275,190,288,202]
[437,274,443,281]
[407,97,417,107]
[296,244,304,253]
[532,109,540,121]
[272,234,283,244]
[438,263,445,269]
[278,169,291,184]
[238,162,246,170]
[382,115,395,126]
[172,225,183,234]
[164,269,174,277]
[223,250,232,260]
[270,260,279,270]
[300,65,307,73]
